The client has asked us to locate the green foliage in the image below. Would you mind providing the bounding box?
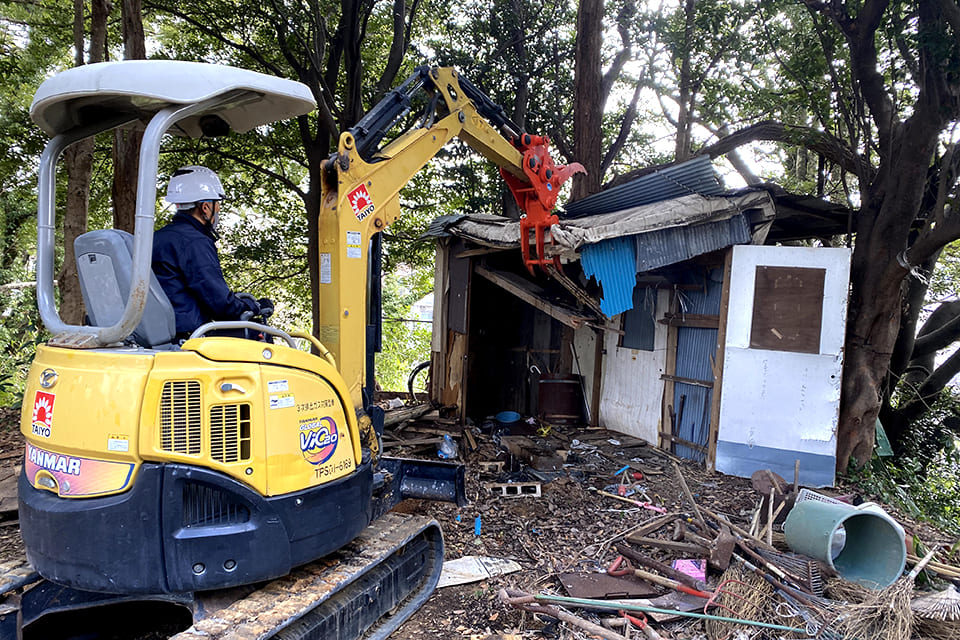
[847,451,960,536]
[0,288,45,407]
[375,271,432,392]
[848,389,960,535]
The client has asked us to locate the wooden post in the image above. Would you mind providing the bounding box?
[660,292,679,451]
[706,248,734,471]
[591,327,603,428]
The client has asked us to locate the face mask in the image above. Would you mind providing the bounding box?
[202,202,220,238]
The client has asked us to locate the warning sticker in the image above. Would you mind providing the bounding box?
[108,435,129,452]
[269,393,295,410]
[320,253,332,284]
[347,231,362,259]
[347,184,375,222]
[268,379,289,392]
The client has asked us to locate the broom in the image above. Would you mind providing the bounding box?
[912,585,960,640]
[833,545,939,640]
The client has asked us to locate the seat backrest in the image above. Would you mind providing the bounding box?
[75,229,177,347]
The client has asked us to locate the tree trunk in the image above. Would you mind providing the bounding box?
[572,0,603,201]
[60,0,110,325]
[113,0,146,232]
[60,140,95,325]
[674,0,695,161]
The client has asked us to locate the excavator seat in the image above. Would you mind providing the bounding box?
[74,229,177,348]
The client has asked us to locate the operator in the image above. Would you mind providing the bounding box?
[152,165,272,339]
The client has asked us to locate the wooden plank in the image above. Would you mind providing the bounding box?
[658,431,708,454]
[750,266,825,354]
[591,328,603,428]
[545,263,605,318]
[658,313,720,329]
[660,298,679,451]
[474,263,592,330]
[659,374,713,389]
[707,248,734,471]
[460,257,473,426]
[624,536,708,555]
[443,330,467,407]
[382,403,432,427]
[432,241,450,402]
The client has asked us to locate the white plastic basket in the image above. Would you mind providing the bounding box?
[796,487,850,507]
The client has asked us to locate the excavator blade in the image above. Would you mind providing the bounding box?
[3,512,444,640]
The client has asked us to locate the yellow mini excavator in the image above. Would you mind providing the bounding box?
[3,61,582,639]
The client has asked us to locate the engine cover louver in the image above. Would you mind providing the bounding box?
[160,380,202,454]
[210,403,252,463]
[181,481,251,527]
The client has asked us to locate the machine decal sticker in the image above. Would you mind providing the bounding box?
[320,253,332,284]
[346,231,362,259]
[31,390,55,438]
[348,184,375,222]
[267,380,289,392]
[299,416,339,465]
[108,435,129,452]
[25,443,134,496]
[269,393,295,409]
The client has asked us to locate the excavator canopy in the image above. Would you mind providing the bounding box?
[30,60,316,138]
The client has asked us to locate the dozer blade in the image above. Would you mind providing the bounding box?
[3,512,443,640]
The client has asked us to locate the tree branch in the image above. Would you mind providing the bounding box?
[601,77,644,174]
[912,300,960,358]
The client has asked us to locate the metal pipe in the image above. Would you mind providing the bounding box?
[36,115,143,338]
[524,593,809,634]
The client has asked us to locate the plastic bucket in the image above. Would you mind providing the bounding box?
[784,500,906,589]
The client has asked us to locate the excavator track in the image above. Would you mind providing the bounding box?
[1,512,444,640]
[182,512,443,640]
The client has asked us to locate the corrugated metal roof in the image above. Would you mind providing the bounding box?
[580,236,636,317]
[421,214,467,238]
[562,155,723,218]
[580,213,749,320]
[635,214,751,272]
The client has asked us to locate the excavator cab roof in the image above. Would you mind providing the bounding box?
[31,60,316,347]
[30,60,316,138]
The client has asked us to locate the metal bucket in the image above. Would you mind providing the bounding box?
[784,499,906,589]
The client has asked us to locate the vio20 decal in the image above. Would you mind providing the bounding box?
[299,416,339,465]
[31,391,55,438]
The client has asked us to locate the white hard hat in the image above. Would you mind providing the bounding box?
[165,165,225,207]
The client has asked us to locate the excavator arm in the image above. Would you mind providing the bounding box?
[318,66,583,406]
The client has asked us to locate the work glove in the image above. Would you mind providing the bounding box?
[257,297,275,317]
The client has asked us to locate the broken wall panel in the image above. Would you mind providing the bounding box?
[597,288,670,444]
[716,245,851,488]
[671,266,724,462]
[571,327,599,425]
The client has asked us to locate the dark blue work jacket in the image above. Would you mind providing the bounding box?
[152,212,256,335]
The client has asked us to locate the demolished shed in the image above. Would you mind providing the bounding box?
[424,157,852,487]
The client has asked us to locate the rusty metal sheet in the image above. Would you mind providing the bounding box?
[558,572,660,599]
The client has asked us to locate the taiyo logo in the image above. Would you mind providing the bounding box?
[299,417,339,465]
[31,391,55,438]
[347,184,375,222]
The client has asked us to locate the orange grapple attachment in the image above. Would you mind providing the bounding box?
[500,133,585,275]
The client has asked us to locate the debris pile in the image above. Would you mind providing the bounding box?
[383,406,960,640]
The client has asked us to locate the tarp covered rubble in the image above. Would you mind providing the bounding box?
[426,190,776,257]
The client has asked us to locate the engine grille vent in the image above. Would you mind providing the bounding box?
[160,380,202,454]
[210,404,252,463]
[182,482,250,528]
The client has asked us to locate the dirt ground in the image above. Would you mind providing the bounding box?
[0,404,955,639]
